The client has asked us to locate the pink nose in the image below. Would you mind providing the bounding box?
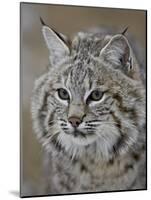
[68,116,82,127]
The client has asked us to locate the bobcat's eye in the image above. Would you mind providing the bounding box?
[88,90,103,101]
[57,88,70,100]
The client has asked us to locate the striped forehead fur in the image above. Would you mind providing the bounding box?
[72,32,112,61]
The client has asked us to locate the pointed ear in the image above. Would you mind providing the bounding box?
[42,25,70,66]
[100,34,132,73]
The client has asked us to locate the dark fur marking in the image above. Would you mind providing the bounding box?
[60,123,67,126]
[132,153,140,161]
[112,134,127,156]
[112,93,123,106]
[80,164,88,172]
[48,111,55,126]
[105,96,112,102]
[40,91,49,112]
[125,164,134,172]
[108,158,115,166]
[87,58,90,64]
[62,127,69,130]
[86,120,103,123]
[112,93,138,126]
[59,119,66,122]
[112,93,132,113]
[129,109,138,126]
[97,111,110,116]
[51,136,65,153]
[111,111,122,130]
[72,158,78,165]
[86,124,99,127]
[81,70,87,83]
[38,92,50,137]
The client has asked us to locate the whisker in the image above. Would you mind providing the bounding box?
[48,119,57,125]
[84,131,95,135]
[45,131,60,140]
[95,132,108,140]
[83,127,96,130]
[86,121,121,127]
[100,122,120,125]
[48,122,57,128]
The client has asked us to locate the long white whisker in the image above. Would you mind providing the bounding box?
[48,120,57,124]
[45,131,59,141]
[86,121,120,126]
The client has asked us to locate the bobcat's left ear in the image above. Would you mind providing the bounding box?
[100,34,132,73]
[41,18,70,67]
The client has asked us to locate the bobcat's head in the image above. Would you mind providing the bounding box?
[31,21,145,160]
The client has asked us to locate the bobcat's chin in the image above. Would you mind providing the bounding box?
[58,130,98,147]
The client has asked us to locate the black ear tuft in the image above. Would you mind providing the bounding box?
[121,26,129,35]
[40,17,46,26]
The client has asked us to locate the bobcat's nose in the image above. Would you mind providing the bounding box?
[68,116,82,128]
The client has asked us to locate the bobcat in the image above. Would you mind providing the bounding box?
[31,19,146,194]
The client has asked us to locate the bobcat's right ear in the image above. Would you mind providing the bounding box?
[40,18,70,67]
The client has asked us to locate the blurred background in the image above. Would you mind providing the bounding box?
[20,2,146,196]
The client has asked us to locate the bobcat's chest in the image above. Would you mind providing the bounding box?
[52,153,138,193]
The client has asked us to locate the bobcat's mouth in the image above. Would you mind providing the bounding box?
[61,126,95,138]
[59,129,98,146]
[59,119,97,139]
[70,129,88,138]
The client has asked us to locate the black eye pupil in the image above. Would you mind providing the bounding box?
[58,88,69,100]
[94,91,99,97]
[63,91,67,96]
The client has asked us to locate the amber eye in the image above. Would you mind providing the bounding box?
[88,90,103,101]
[57,88,70,100]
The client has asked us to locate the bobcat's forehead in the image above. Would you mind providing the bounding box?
[51,55,110,99]
[55,33,112,91]
[57,64,95,100]
[71,32,111,59]
[69,64,94,88]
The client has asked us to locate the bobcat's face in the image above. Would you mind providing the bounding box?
[31,24,145,160]
[48,63,119,147]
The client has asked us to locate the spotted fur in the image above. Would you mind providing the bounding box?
[31,24,146,194]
